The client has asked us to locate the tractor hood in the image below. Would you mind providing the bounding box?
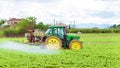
[66,33,80,41]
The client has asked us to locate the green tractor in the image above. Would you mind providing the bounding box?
[25,26,82,49]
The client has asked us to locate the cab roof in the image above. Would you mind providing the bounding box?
[49,26,65,28]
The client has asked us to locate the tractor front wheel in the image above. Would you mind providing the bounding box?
[45,36,62,49]
[69,40,82,50]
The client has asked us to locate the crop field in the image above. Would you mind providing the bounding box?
[0,33,120,68]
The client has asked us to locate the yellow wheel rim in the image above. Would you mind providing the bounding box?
[45,36,62,49]
[69,40,82,50]
[48,38,60,45]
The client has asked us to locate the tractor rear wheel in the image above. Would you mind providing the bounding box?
[69,40,82,50]
[45,36,62,49]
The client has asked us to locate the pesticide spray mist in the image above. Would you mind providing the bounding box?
[0,41,60,54]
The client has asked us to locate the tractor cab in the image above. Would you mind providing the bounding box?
[45,26,66,39]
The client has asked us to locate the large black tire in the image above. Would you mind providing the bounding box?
[45,36,62,49]
[69,40,82,50]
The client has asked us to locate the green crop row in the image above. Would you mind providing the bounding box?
[67,28,120,33]
[0,33,120,68]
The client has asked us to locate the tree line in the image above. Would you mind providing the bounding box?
[110,24,120,29]
[0,17,120,37]
[0,17,49,37]
[67,28,120,33]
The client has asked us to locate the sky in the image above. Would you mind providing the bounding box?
[0,0,120,25]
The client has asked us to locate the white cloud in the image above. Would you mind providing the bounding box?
[0,0,120,25]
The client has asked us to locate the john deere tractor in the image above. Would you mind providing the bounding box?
[25,26,82,49]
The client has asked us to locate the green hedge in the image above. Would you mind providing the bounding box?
[67,28,120,33]
[0,30,4,37]
[3,28,26,37]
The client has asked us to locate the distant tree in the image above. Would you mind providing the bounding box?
[44,24,49,30]
[118,24,120,28]
[110,24,120,29]
[17,17,36,30]
[0,19,7,26]
[113,24,117,28]
[36,22,44,29]
[68,24,71,29]
[26,16,37,29]
[36,22,49,31]
[26,16,36,23]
